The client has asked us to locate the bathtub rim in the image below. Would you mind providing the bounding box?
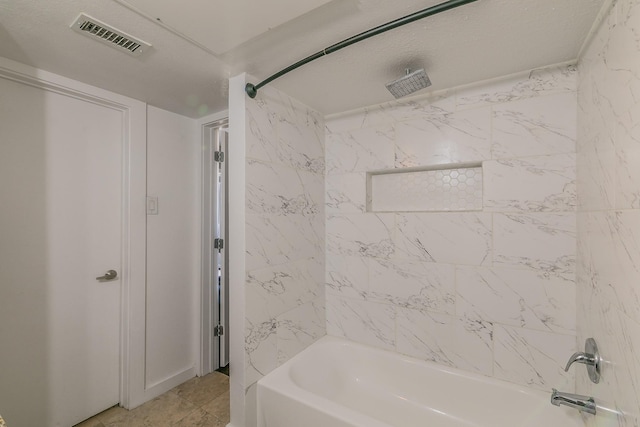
[257,335,582,427]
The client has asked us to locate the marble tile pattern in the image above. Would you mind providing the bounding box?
[577,1,640,426]
[325,64,578,392]
[244,85,326,394]
[75,372,230,427]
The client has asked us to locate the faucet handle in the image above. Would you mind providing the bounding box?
[564,338,601,384]
[564,352,597,372]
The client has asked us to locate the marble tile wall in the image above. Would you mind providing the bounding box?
[244,84,326,401]
[576,1,640,426]
[325,64,578,392]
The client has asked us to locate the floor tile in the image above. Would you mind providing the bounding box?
[201,390,230,423]
[172,372,229,407]
[74,418,105,427]
[77,372,229,427]
[174,408,226,427]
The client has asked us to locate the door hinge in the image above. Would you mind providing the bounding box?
[214,238,224,252]
[214,324,224,336]
[214,151,225,162]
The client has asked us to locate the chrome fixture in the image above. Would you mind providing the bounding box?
[565,338,601,383]
[96,269,118,281]
[551,389,596,415]
[386,68,432,99]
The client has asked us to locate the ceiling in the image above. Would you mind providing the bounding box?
[0,0,608,118]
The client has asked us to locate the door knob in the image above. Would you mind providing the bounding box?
[96,269,118,281]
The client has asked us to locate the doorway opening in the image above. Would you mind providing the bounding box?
[201,118,229,374]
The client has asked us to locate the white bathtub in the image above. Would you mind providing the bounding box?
[257,336,583,427]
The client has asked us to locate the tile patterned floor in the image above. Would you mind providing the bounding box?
[75,372,229,427]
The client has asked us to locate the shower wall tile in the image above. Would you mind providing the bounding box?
[580,212,621,291]
[243,79,325,398]
[325,64,579,393]
[326,294,396,351]
[483,154,577,212]
[575,0,640,408]
[615,118,640,210]
[394,107,491,167]
[278,114,325,175]
[245,316,278,387]
[396,309,493,376]
[379,92,458,123]
[246,88,280,164]
[394,212,492,265]
[366,93,457,126]
[456,266,576,334]
[576,136,616,212]
[587,310,640,427]
[325,126,395,174]
[324,112,370,135]
[575,212,592,288]
[246,214,323,271]
[324,91,456,134]
[325,254,369,299]
[493,213,576,277]
[246,159,324,215]
[368,259,455,314]
[276,297,326,366]
[493,325,575,391]
[246,84,325,164]
[325,173,366,213]
[491,92,577,159]
[583,211,640,325]
[326,213,395,259]
[456,64,577,110]
[282,93,325,136]
[247,85,325,175]
[246,258,323,320]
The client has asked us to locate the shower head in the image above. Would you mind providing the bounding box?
[385,68,432,99]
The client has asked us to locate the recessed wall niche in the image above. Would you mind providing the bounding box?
[367,163,483,212]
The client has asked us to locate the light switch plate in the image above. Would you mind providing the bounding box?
[147,196,159,215]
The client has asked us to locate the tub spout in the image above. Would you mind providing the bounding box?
[551,389,596,415]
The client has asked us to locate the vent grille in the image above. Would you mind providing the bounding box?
[71,13,151,57]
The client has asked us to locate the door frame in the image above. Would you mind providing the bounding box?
[199,112,230,375]
[0,57,148,409]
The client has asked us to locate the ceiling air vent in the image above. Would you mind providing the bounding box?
[70,13,151,57]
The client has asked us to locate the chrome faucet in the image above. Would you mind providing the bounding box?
[564,338,601,383]
[565,351,597,370]
[551,389,597,415]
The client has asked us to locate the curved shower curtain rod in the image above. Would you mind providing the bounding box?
[245,0,480,98]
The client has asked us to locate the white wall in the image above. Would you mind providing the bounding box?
[325,64,578,392]
[577,0,640,425]
[228,74,248,427]
[145,105,200,388]
[0,73,51,427]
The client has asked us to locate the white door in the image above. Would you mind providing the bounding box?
[201,120,229,373]
[216,126,229,368]
[0,77,122,426]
